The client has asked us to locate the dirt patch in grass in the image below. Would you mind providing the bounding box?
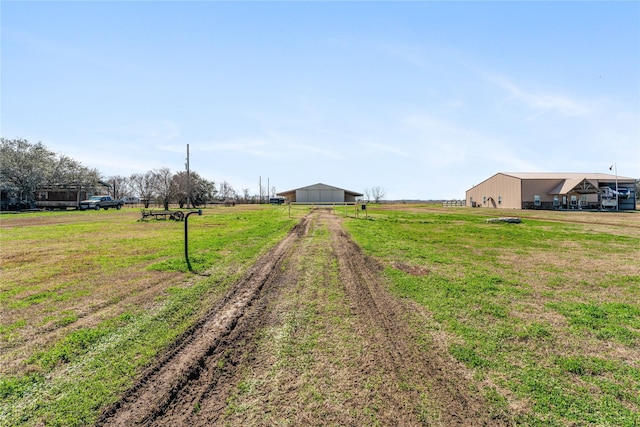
[97,211,508,426]
[392,261,431,276]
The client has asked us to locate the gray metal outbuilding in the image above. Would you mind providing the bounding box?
[277,183,363,203]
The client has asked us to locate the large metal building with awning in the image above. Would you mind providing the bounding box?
[277,183,363,204]
[465,173,636,210]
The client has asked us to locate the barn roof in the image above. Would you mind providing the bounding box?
[501,172,635,181]
[277,183,363,197]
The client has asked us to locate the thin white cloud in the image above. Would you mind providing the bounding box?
[48,139,173,176]
[399,113,543,171]
[494,77,590,118]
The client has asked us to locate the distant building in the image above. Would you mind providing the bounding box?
[466,173,636,210]
[35,181,112,210]
[0,186,29,211]
[277,183,363,203]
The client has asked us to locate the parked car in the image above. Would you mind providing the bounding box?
[79,196,123,210]
[121,196,140,204]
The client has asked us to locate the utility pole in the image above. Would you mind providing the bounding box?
[259,176,262,204]
[186,144,191,209]
[614,163,618,212]
[609,163,619,211]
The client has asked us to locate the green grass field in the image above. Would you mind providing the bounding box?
[0,206,296,427]
[343,206,640,426]
[1,205,638,426]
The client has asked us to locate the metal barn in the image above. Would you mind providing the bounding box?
[466,173,637,210]
[277,183,363,203]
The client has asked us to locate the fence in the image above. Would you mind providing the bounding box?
[442,200,466,208]
[287,202,366,218]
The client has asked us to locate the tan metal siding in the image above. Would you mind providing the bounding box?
[521,180,563,203]
[466,174,521,209]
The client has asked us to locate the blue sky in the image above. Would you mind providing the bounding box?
[2,1,638,200]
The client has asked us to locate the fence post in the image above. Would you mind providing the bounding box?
[184,209,203,271]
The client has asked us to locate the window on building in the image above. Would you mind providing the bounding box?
[534,195,541,206]
[483,196,487,204]
[498,196,502,205]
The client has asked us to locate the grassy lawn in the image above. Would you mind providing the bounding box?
[343,206,640,426]
[1,205,638,426]
[0,206,296,427]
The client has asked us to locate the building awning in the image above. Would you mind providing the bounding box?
[548,178,600,195]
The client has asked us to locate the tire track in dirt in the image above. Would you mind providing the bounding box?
[327,213,506,426]
[96,217,310,426]
[97,211,509,426]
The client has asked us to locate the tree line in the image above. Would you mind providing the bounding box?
[0,138,272,210]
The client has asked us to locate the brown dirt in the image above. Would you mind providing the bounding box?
[96,210,509,426]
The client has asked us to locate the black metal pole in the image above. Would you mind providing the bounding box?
[184,210,202,271]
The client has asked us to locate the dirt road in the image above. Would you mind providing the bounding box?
[97,211,507,426]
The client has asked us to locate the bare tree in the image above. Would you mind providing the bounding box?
[218,180,236,201]
[241,188,250,204]
[130,171,156,208]
[365,186,387,203]
[108,175,133,200]
[152,167,176,210]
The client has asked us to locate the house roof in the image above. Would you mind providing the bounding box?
[501,172,635,181]
[548,177,600,195]
[277,183,363,197]
[469,172,636,193]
